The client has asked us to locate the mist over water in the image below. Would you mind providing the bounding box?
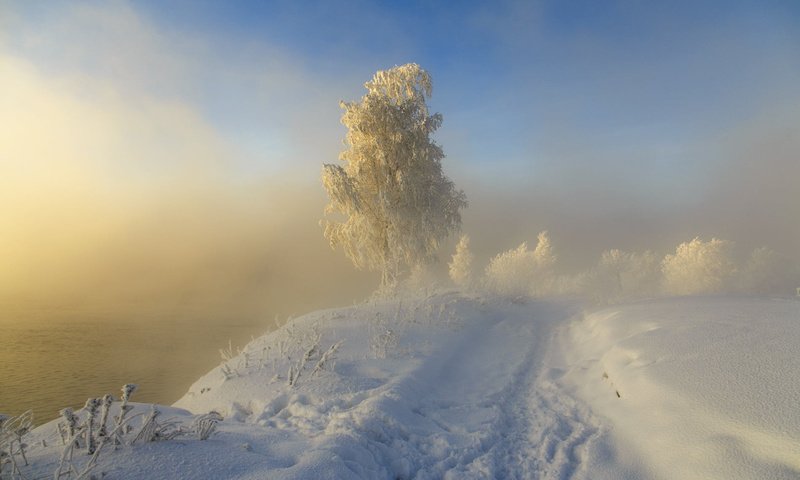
[0,311,265,424]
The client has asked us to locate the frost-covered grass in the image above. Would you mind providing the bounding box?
[3,382,225,480]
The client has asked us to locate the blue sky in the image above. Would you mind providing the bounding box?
[5,0,798,188]
[121,0,800,194]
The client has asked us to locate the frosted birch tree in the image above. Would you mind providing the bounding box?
[322,64,467,289]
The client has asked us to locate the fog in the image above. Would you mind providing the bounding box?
[2,1,798,327]
[3,106,796,325]
[0,51,374,323]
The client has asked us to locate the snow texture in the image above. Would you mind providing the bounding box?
[13,294,800,479]
[561,296,800,479]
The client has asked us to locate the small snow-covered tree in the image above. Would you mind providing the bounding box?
[322,64,467,289]
[662,237,736,295]
[449,234,474,289]
[485,242,536,297]
[484,231,556,297]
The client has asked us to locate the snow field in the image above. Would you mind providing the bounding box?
[560,296,800,480]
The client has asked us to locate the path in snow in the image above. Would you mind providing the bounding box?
[288,299,602,479]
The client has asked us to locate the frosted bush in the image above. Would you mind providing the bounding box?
[485,242,536,297]
[662,237,736,295]
[449,234,474,289]
[485,231,557,297]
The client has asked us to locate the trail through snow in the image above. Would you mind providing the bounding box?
[234,298,603,479]
[306,300,600,479]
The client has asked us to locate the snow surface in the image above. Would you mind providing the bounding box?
[560,296,800,480]
[15,294,800,479]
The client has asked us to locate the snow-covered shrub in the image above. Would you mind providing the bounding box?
[588,249,661,303]
[484,242,536,297]
[484,231,557,298]
[662,237,736,295]
[449,234,474,289]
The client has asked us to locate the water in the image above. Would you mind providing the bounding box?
[0,309,271,425]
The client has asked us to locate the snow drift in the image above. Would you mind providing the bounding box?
[561,296,800,479]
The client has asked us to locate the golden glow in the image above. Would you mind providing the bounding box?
[0,54,372,321]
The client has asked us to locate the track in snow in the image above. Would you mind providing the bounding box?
[313,300,602,479]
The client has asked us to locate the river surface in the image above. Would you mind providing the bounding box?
[0,309,271,425]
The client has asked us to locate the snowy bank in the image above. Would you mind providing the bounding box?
[9,294,799,479]
[561,296,800,479]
